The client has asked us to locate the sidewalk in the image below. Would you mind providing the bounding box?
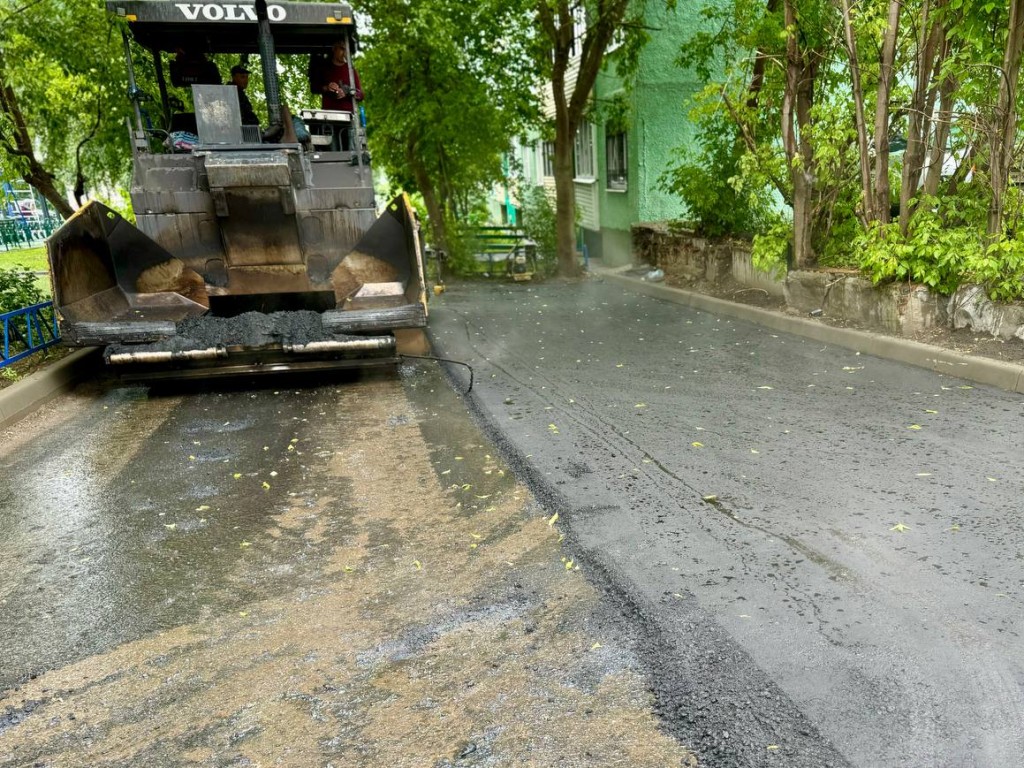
[596,263,1024,394]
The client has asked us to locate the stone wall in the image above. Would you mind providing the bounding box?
[630,222,1009,339]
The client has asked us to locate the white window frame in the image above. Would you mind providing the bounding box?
[605,130,628,191]
[574,123,595,181]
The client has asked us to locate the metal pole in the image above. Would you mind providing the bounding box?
[121,29,145,133]
[343,28,364,177]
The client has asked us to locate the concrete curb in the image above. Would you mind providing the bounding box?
[599,268,1024,395]
[0,348,102,430]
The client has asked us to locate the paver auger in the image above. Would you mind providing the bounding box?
[47,0,428,377]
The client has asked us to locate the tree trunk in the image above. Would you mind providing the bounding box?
[872,0,901,225]
[782,0,818,267]
[410,152,447,252]
[900,2,945,233]
[923,74,955,198]
[988,0,1024,237]
[840,0,874,223]
[553,114,578,275]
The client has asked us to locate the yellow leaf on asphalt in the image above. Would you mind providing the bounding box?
[959,385,973,389]
[565,560,574,570]
[751,449,760,454]
[233,473,242,479]
[635,403,646,408]
[290,438,299,444]
[239,611,248,617]
[343,566,354,572]
[916,472,932,477]
[263,446,269,451]
[413,560,422,570]
[987,477,998,482]
[949,524,961,532]
[455,456,464,461]
[475,494,491,500]
[441,469,451,475]
[287,445,295,451]
[591,642,602,650]
[691,441,704,448]
[907,425,922,430]
[262,481,271,490]
[196,505,210,512]
[269,471,278,477]
[164,523,176,530]
[924,409,938,414]
[240,541,251,548]
[188,455,196,461]
[471,533,482,539]
[890,522,910,532]
[757,386,773,390]
[616,364,624,368]
[548,512,559,526]
[461,483,472,491]
[470,543,478,549]
[767,745,780,751]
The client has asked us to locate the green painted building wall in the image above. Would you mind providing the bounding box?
[589,0,708,265]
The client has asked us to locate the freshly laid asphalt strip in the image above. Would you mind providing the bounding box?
[428,279,1024,768]
[600,266,1024,394]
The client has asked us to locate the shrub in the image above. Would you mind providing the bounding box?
[0,267,45,315]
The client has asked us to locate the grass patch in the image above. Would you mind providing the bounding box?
[0,247,52,298]
[0,246,47,272]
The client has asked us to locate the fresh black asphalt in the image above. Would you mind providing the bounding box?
[428,278,1024,768]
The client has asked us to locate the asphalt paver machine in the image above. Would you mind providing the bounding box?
[47,0,428,377]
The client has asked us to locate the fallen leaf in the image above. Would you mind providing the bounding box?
[238,611,248,617]
[691,441,704,448]
[590,642,603,650]
[924,409,938,414]
[440,469,451,475]
[750,449,760,454]
[890,522,910,532]
[767,745,780,751]
[413,560,422,570]
[949,524,961,532]
[188,455,196,461]
[915,472,932,477]
[164,523,176,531]
[702,494,718,503]
[548,512,559,526]
[471,533,482,540]
[475,494,491,500]
[987,477,998,482]
[564,560,574,570]
[959,385,974,390]
[635,403,647,408]
[757,385,774,390]
[240,540,252,548]
[907,424,922,430]
[455,456,464,461]
[233,473,242,479]
[616,363,624,368]
[343,566,354,572]
[195,505,210,512]
[269,471,278,477]
[262,481,271,490]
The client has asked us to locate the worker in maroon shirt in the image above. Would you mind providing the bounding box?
[318,40,363,113]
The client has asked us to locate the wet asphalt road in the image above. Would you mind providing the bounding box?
[429,279,1024,768]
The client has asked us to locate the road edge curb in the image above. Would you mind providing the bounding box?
[599,269,1024,395]
[0,348,102,430]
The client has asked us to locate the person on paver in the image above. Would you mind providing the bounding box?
[310,39,362,150]
[230,64,260,127]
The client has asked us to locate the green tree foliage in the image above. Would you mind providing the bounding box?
[0,0,131,217]
[357,0,540,253]
[670,0,1024,298]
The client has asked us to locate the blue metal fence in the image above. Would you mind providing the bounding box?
[0,301,60,369]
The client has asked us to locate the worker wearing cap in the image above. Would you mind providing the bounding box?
[231,64,260,127]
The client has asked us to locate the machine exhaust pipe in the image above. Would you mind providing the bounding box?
[256,0,283,142]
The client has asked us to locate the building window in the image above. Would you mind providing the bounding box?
[574,123,595,179]
[606,131,627,190]
[542,140,556,177]
[568,4,587,56]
